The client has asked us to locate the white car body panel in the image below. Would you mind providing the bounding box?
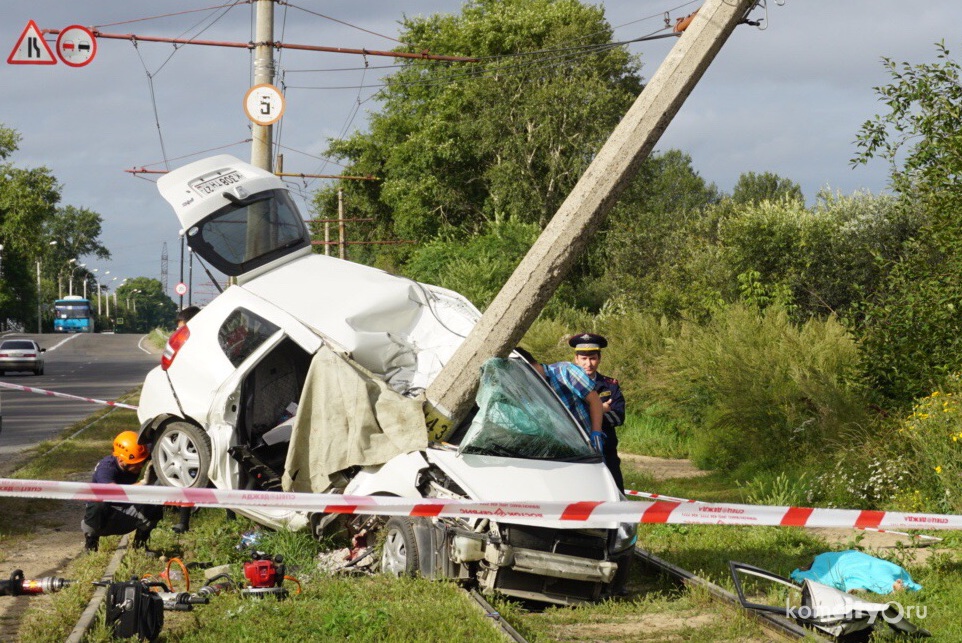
[426,449,622,529]
[138,285,322,428]
[343,451,430,499]
[241,253,480,392]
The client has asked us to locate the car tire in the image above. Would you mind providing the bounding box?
[380,517,419,577]
[153,421,212,489]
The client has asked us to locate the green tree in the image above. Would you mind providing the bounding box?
[600,149,721,315]
[314,0,642,270]
[46,205,111,264]
[731,171,803,206]
[0,123,62,327]
[115,277,176,332]
[720,190,917,320]
[852,42,962,406]
[403,219,539,309]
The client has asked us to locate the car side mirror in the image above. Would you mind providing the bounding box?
[40,348,46,353]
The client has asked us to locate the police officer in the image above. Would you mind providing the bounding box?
[569,333,626,491]
[82,431,162,553]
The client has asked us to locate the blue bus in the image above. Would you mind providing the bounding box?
[53,296,95,333]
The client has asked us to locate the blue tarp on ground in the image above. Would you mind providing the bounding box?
[791,550,922,594]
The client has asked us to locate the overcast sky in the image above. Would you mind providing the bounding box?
[2,1,960,305]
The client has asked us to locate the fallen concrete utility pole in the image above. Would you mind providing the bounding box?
[424,0,759,440]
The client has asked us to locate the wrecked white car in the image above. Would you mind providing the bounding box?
[137,155,635,604]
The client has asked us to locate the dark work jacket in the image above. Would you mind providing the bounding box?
[593,372,625,491]
[594,373,625,436]
[91,455,140,485]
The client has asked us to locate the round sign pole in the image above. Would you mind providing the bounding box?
[56,25,97,67]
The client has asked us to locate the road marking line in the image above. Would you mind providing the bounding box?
[45,334,81,352]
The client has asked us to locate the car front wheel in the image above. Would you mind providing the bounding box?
[153,421,212,488]
[380,517,420,577]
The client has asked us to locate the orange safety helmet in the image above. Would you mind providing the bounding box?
[113,431,149,464]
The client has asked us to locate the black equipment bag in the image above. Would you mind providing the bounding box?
[105,578,164,640]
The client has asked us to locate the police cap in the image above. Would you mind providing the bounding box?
[568,333,607,352]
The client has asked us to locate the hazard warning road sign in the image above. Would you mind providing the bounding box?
[7,20,56,65]
[56,25,96,67]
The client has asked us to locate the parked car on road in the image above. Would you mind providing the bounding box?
[136,155,634,604]
[0,339,45,375]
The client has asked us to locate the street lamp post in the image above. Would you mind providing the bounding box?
[92,269,109,315]
[37,240,58,333]
[68,261,85,297]
[114,278,127,311]
[60,258,76,299]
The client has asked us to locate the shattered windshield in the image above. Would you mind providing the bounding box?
[186,189,309,276]
[458,358,599,462]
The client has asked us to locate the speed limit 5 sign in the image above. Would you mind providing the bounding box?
[244,83,285,126]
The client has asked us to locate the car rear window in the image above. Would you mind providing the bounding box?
[218,308,280,367]
[1,341,35,350]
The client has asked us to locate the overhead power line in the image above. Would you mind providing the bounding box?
[41,28,480,63]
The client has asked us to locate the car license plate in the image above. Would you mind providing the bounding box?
[193,170,242,196]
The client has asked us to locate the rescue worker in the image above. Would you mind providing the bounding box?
[514,347,605,452]
[82,431,162,553]
[569,333,626,491]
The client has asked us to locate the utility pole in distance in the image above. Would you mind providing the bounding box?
[423,0,760,440]
[251,0,275,171]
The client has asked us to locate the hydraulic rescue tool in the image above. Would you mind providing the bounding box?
[0,570,72,596]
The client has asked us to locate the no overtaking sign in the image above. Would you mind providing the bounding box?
[7,22,97,67]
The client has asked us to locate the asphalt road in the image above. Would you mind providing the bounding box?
[0,332,159,471]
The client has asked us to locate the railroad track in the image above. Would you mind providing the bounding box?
[632,547,825,642]
[463,547,827,642]
[466,588,529,643]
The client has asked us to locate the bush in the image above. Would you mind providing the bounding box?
[898,374,962,512]
[652,304,873,476]
[804,435,912,510]
[720,191,912,321]
[401,219,539,309]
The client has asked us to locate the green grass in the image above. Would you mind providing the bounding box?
[617,409,691,459]
[145,326,170,351]
[14,383,962,641]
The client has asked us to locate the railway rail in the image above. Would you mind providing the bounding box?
[632,547,824,642]
[461,546,826,642]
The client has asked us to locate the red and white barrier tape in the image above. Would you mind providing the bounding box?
[625,488,943,541]
[625,489,700,504]
[1,477,961,531]
[0,381,137,411]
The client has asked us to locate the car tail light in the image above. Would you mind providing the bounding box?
[161,325,190,371]
[0,353,7,358]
